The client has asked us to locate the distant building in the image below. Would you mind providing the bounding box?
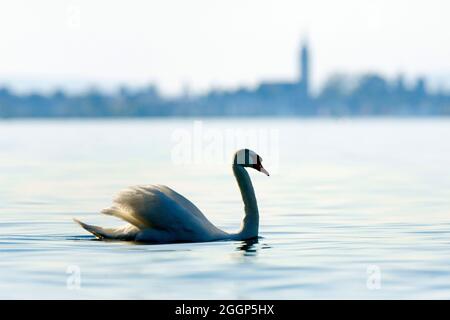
[250,38,311,114]
[299,40,310,98]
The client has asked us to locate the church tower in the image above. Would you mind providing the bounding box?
[299,40,310,97]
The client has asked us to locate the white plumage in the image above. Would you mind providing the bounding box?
[74,149,269,243]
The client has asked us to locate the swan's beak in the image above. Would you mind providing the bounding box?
[260,166,270,176]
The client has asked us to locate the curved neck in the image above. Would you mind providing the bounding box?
[232,164,259,240]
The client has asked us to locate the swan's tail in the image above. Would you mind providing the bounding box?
[73,218,139,240]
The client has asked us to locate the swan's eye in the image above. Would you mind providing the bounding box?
[252,163,261,171]
[251,155,262,169]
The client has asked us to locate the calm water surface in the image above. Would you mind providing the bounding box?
[0,118,450,299]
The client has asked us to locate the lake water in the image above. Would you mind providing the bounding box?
[1,118,450,299]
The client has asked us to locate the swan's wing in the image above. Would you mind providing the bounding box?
[154,185,207,219]
[74,219,139,240]
[101,184,210,231]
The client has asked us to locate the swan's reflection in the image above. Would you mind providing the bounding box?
[235,237,264,257]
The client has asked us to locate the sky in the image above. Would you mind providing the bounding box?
[0,0,449,96]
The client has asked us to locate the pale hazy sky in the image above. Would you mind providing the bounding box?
[0,0,449,95]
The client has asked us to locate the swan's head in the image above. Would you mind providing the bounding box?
[233,149,269,176]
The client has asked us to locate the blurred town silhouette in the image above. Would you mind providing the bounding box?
[1,39,449,118]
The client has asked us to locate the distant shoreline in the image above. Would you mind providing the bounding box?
[1,114,449,120]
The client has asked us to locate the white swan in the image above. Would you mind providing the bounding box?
[74,149,269,243]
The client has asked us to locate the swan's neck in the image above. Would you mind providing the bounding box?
[232,164,259,240]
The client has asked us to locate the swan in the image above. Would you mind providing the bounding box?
[74,149,269,243]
